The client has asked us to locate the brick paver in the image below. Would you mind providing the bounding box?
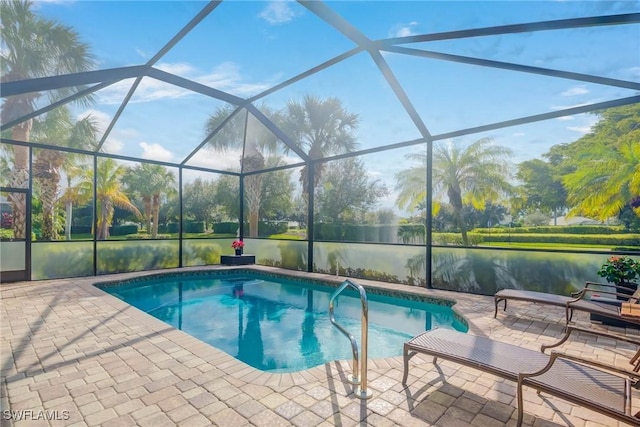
[1,265,639,426]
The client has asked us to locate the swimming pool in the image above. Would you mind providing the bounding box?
[97,270,467,373]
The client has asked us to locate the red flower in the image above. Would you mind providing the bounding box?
[232,240,245,249]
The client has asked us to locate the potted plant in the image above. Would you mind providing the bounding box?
[232,240,245,256]
[597,255,640,298]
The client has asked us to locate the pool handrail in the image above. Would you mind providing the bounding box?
[328,279,372,399]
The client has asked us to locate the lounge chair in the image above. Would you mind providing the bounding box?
[402,328,640,426]
[494,281,640,327]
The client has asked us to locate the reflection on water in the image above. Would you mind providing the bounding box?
[104,273,465,372]
[308,241,628,296]
[431,248,617,295]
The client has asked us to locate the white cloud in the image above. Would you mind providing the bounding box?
[259,1,298,25]
[135,48,152,60]
[565,115,598,134]
[156,62,195,75]
[188,148,242,172]
[549,100,597,110]
[561,86,589,97]
[96,79,137,105]
[140,142,173,162]
[556,116,574,121]
[102,127,139,154]
[566,126,592,134]
[512,132,525,137]
[96,61,274,103]
[129,77,192,103]
[197,62,273,96]
[389,21,419,38]
[101,138,123,154]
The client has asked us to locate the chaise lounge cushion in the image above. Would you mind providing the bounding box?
[402,328,639,426]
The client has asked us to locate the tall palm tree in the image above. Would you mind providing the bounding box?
[123,164,159,236]
[1,0,95,238]
[31,107,98,240]
[564,139,640,219]
[78,158,140,240]
[149,166,177,238]
[395,138,512,245]
[205,105,281,237]
[282,95,359,196]
[59,163,93,240]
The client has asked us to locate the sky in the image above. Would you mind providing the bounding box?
[13,0,640,212]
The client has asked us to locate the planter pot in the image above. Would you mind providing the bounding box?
[235,249,243,256]
[615,281,638,300]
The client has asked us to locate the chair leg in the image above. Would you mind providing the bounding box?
[494,298,506,318]
[402,346,410,385]
[516,382,525,427]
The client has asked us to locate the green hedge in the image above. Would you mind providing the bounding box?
[109,225,139,236]
[473,225,627,234]
[243,221,288,237]
[70,225,92,234]
[167,223,179,233]
[183,221,205,233]
[212,222,239,234]
[483,233,640,246]
[313,223,399,243]
[97,242,179,274]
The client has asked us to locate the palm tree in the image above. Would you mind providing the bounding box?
[30,107,98,240]
[205,105,281,237]
[282,95,359,196]
[564,139,640,219]
[59,163,93,240]
[78,158,140,240]
[1,0,95,239]
[123,164,159,236]
[395,138,512,245]
[149,166,177,238]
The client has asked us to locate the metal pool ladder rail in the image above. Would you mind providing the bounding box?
[328,279,372,399]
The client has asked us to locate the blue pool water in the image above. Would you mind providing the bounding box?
[98,271,467,373]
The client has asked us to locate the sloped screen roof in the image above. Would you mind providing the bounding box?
[2,0,639,174]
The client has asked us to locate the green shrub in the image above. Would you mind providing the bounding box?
[70,225,92,235]
[97,241,179,274]
[473,225,626,235]
[167,223,179,233]
[212,222,239,234]
[482,233,640,246]
[397,224,425,244]
[109,224,138,236]
[183,221,205,233]
[261,221,288,236]
[343,224,365,241]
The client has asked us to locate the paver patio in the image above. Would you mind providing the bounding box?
[1,266,638,426]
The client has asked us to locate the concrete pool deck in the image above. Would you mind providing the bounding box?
[1,265,639,426]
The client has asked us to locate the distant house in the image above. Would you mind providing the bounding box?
[549,215,604,226]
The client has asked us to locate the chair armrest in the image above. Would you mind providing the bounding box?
[542,325,640,353]
[568,288,634,303]
[584,280,638,295]
[520,351,640,382]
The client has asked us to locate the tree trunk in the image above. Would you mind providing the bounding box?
[34,150,65,241]
[143,196,152,234]
[8,122,31,239]
[98,199,111,240]
[152,194,160,238]
[65,200,73,240]
[447,186,468,246]
[245,175,262,238]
